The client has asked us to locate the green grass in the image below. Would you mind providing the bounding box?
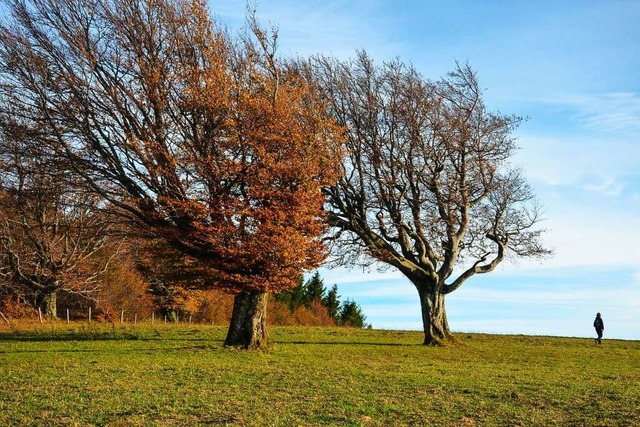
[0,323,638,426]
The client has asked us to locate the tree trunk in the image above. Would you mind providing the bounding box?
[224,291,268,350]
[37,290,57,319]
[418,289,452,345]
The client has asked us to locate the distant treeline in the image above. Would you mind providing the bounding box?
[275,272,368,328]
[0,268,368,328]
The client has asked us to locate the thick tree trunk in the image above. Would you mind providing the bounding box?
[418,289,452,345]
[224,291,268,350]
[37,290,57,319]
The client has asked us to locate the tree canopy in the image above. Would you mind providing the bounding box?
[0,125,113,318]
[311,53,550,344]
[0,0,343,347]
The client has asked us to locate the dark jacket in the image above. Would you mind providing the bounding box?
[594,317,604,330]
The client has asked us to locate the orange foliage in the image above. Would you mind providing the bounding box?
[0,279,340,327]
[156,35,345,294]
[267,297,335,327]
[180,289,235,324]
[93,258,154,321]
[0,296,37,319]
[0,1,345,336]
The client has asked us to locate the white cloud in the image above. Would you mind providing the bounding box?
[347,284,417,299]
[316,267,405,286]
[534,212,640,269]
[363,303,421,318]
[510,126,640,272]
[582,176,624,197]
[450,283,640,308]
[562,92,640,135]
[513,93,640,203]
[211,0,401,60]
[449,287,640,340]
[354,274,640,339]
[515,133,640,188]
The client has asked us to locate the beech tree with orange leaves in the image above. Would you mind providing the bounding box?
[0,0,342,348]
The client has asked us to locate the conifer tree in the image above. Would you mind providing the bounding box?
[304,271,326,305]
[323,284,341,323]
[339,299,367,328]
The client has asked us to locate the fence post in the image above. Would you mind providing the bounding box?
[189,314,192,324]
[38,307,43,323]
[134,313,137,325]
[66,308,70,324]
[151,312,155,325]
[120,310,124,324]
[88,307,92,323]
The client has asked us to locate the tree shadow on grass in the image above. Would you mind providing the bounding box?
[0,343,224,355]
[0,330,224,343]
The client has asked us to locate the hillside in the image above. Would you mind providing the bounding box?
[0,324,638,426]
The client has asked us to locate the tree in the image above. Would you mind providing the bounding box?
[0,128,114,318]
[272,271,369,327]
[274,275,306,311]
[339,299,367,328]
[0,0,342,348]
[323,284,341,322]
[304,271,326,305]
[92,252,154,321]
[312,54,550,345]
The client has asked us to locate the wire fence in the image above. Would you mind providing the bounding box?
[0,307,211,329]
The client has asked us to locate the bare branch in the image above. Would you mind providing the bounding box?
[311,55,549,294]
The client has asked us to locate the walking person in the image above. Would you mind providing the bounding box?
[593,312,604,344]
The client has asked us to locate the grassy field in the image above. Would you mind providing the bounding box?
[0,323,638,426]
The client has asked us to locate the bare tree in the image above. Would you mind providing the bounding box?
[312,53,551,345]
[0,128,113,318]
[0,0,341,347]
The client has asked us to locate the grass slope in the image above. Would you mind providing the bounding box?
[0,324,638,426]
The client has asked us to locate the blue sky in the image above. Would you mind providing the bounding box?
[215,1,640,339]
